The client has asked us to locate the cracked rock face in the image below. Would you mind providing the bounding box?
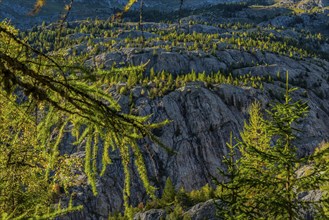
[184,199,221,220]
[63,75,329,219]
[134,209,167,220]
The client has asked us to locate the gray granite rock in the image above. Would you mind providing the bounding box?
[134,209,166,220]
[184,200,221,220]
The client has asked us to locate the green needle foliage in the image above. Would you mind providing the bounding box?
[215,134,250,219]
[161,177,176,206]
[0,90,83,219]
[0,20,167,218]
[216,73,329,219]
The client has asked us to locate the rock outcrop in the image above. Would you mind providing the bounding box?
[62,73,329,219]
[134,209,167,220]
[134,200,220,220]
[184,200,220,220]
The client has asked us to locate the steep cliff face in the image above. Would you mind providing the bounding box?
[63,77,329,219]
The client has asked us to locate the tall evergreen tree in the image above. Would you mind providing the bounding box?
[217,74,329,219]
[216,135,250,219]
[161,177,176,206]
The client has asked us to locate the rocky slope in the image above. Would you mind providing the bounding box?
[134,199,220,220]
[1,0,329,31]
[60,49,329,219]
[4,2,329,219]
[0,0,245,29]
[65,82,329,219]
[278,0,329,9]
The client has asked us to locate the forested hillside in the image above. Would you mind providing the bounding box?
[1,0,329,219]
